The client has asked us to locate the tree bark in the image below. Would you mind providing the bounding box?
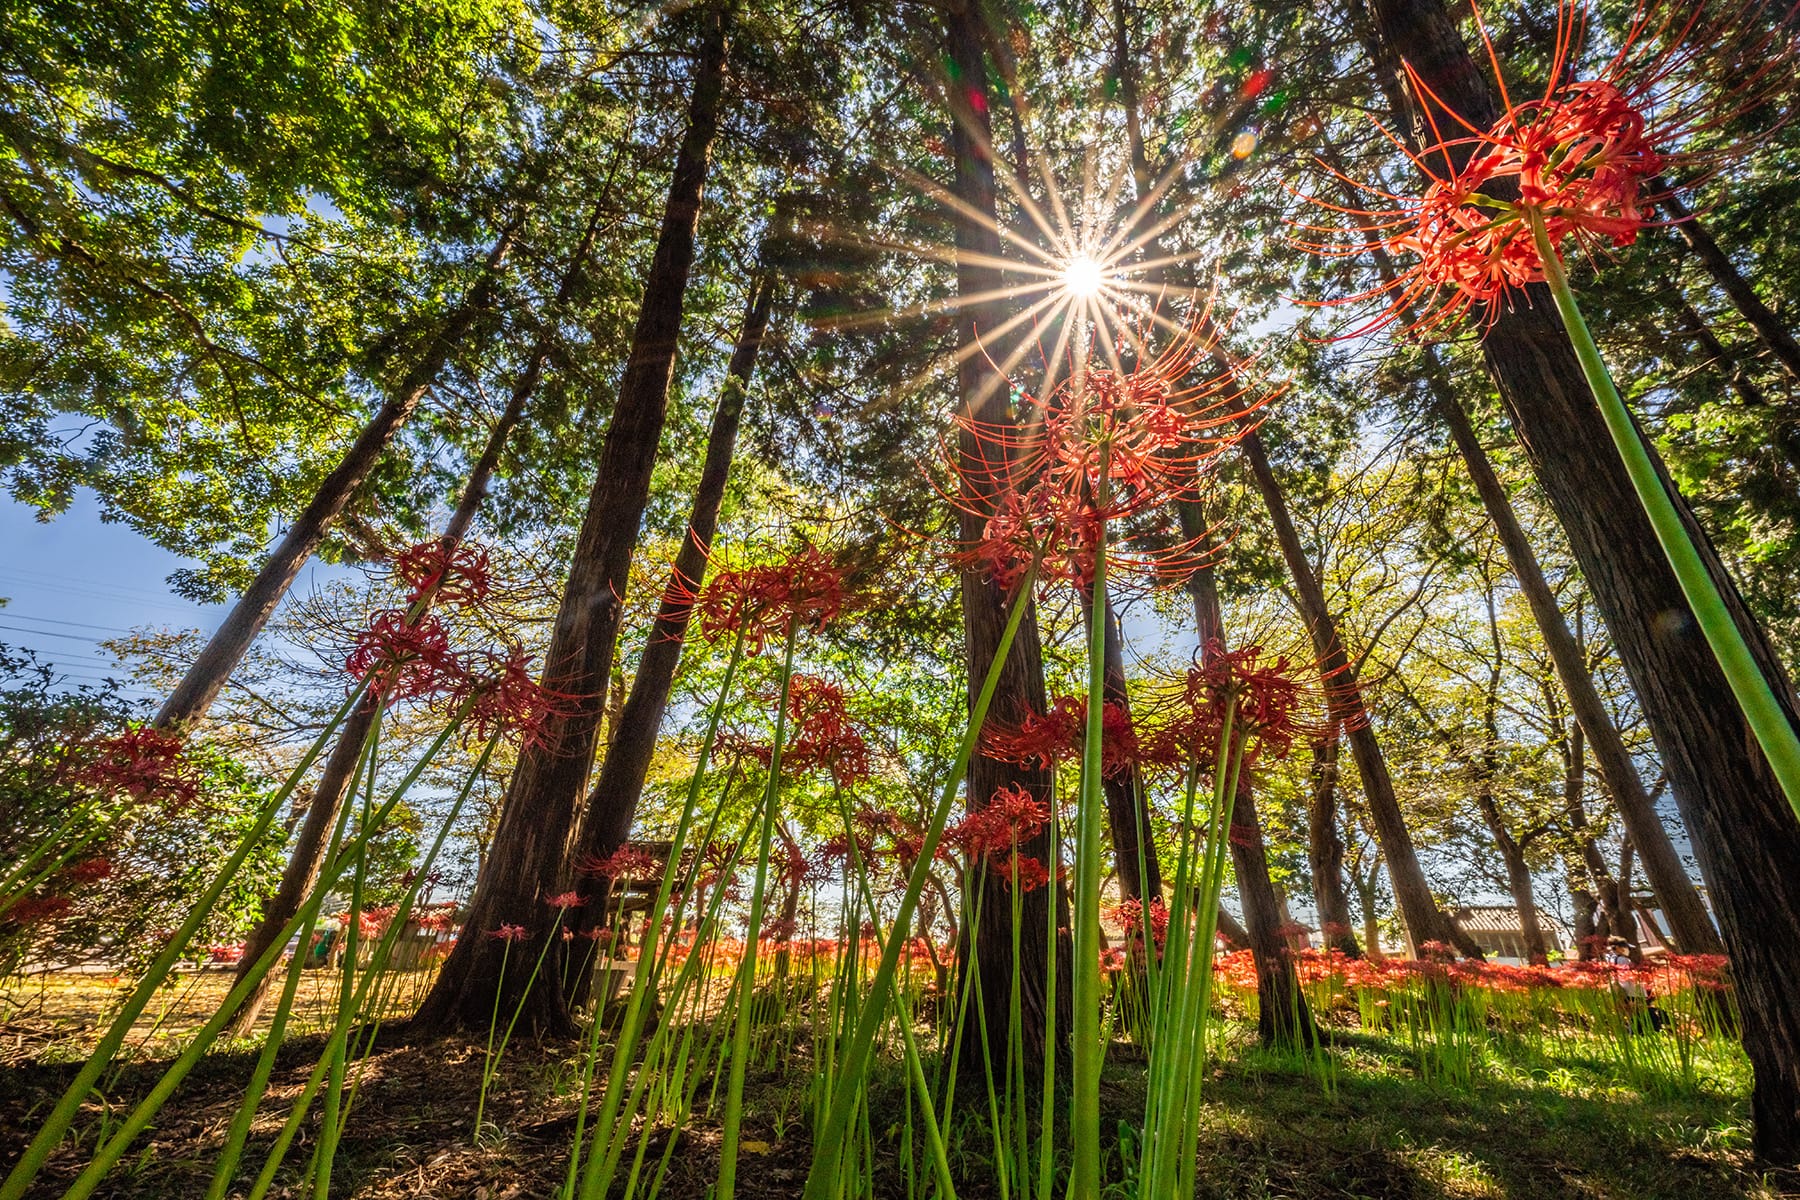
[412,9,730,1036]
[152,227,518,730]
[1330,179,1725,959]
[1235,422,1483,957]
[561,267,777,999]
[219,207,605,1036]
[1304,733,1361,956]
[1079,589,1163,903]
[1431,388,1724,955]
[1365,0,1800,1158]
[941,0,1068,1076]
[1177,504,1318,1045]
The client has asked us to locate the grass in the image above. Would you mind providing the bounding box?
[0,972,1791,1199]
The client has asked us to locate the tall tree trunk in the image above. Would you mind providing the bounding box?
[412,9,730,1036]
[152,227,518,730]
[942,1,1067,1075]
[219,208,605,1036]
[1235,422,1482,957]
[1305,733,1361,956]
[1346,851,1389,959]
[1656,182,1800,386]
[1475,585,1548,966]
[1365,0,1800,1158]
[1330,165,1724,958]
[1432,388,1724,954]
[1177,503,1317,1046]
[561,267,777,1000]
[1079,589,1163,903]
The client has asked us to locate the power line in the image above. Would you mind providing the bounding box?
[0,570,210,616]
[0,622,119,646]
[0,612,137,635]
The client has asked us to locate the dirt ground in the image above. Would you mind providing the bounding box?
[1,974,1795,1199]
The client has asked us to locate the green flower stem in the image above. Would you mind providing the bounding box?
[1036,775,1061,1200]
[207,714,380,1200]
[209,733,495,1200]
[315,716,380,1196]
[833,790,956,1200]
[1529,207,1800,821]
[719,622,799,1200]
[576,625,747,1200]
[802,559,1042,1200]
[0,680,372,1200]
[1072,450,1112,1200]
[1176,726,1246,1199]
[587,797,764,1200]
[56,700,470,1200]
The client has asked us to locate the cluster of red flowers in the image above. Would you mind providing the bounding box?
[1213,947,1733,998]
[990,852,1053,891]
[980,643,1325,784]
[697,546,852,652]
[72,727,202,809]
[983,696,1140,778]
[393,541,493,609]
[456,647,574,751]
[1304,0,1785,335]
[777,675,871,785]
[1144,636,1317,770]
[1109,896,1172,950]
[951,329,1249,590]
[345,610,462,701]
[334,906,397,938]
[945,784,1056,891]
[580,845,664,883]
[342,546,574,746]
[726,674,872,787]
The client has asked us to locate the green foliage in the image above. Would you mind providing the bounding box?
[0,646,283,973]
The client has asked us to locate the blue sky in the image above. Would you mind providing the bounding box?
[0,494,226,705]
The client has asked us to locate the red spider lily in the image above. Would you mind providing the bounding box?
[782,675,872,784]
[2,895,71,926]
[816,828,879,872]
[990,852,1053,892]
[454,647,579,750]
[1109,896,1172,950]
[392,541,493,609]
[1138,640,1335,769]
[579,846,663,882]
[776,836,818,887]
[335,908,394,937]
[1300,0,1794,336]
[696,546,853,652]
[415,907,459,933]
[73,727,202,809]
[490,924,531,942]
[983,695,1140,778]
[947,322,1253,590]
[947,784,1051,860]
[62,856,113,885]
[731,674,873,785]
[850,808,949,878]
[344,610,465,702]
[545,891,585,910]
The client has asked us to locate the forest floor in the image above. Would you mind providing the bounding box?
[0,973,1795,1199]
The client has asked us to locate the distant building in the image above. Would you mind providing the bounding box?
[1451,905,1564,961]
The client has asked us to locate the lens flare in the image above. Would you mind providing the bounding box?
[1063,255,1106,297]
